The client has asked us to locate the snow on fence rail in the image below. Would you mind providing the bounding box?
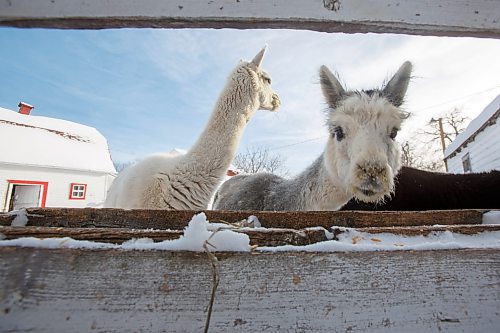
[1,0,499,38]
[1,209,499,332]
[0,208,499,247]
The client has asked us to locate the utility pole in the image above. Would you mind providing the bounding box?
[430,117,448,171]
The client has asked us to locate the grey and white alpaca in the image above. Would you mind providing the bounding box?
[213,61,412,211]
[104,47,280,209]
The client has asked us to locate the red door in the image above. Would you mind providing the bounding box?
[7,180,48,211]
[10,184,41,211]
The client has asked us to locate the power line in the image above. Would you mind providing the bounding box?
[268,135,327,151]
[267,85,500,152]
[414,85,500,112]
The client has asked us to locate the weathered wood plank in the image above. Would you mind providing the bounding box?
[0,247,498,332]
[0,0,498,38]
[0,213,14,226]
[0,225,182,243]
[334,224,500,237]
[0,225,328,247]
[0,208,487,229]
[2,224,499,246]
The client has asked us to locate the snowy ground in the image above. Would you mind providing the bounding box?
[1,211,500,252]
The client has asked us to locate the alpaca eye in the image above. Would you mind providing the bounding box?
[334,126,345,141]
[390,127,398,139]
[263,76,271,84]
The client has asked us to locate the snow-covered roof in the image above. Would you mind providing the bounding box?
[444,95,500,159]
[18,101,33,108]
[0,106,116,174]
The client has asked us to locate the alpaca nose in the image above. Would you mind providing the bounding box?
[358,162,386,175]
[358,162,387,186]
[271,93,281,111]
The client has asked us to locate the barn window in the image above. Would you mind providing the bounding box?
[462,153,472,173]
[69,183,87,200]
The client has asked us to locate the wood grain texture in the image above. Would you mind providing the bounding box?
[0,247,499,332]
[0,225,328,247]
[0,0,498,38]
[1,225,499,246]
[0,208,487,229]
[335,224,500,237]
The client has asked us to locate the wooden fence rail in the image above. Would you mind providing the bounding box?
[1,247,499,332]
[0,208,489,229]
[1,0,499,38]
[0,210,498,333]
[1,224,499,246]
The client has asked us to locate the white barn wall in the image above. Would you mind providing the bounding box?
[446,122,500,173]
[0,164,114,212]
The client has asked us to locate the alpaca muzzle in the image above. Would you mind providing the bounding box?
[352,162,391,202]
[259,93,280,112]
[270,93,281,111]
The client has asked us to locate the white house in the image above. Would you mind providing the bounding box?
[0,103,116,212]
[444,95,500,173]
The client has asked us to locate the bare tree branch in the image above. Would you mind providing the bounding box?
[233,145,289,177]
[114,161,134,172]
[400,139,445,172]
[420,107,469,145]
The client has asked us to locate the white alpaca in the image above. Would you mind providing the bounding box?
[213,61,412,211]
[104,47,280,209]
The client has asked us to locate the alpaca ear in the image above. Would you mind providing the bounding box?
[382,61,412,107]
[251,46,267,68]
[319,65,346,107]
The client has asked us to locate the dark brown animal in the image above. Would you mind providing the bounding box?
[341,166,500,211]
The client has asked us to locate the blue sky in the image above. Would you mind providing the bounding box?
[1,28,499,174]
